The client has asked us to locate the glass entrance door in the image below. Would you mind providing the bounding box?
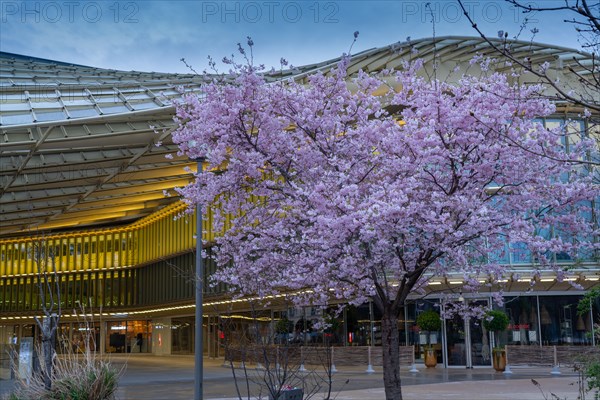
[444,299,491,367]
[469,300,491,366]
[446,312,466,366]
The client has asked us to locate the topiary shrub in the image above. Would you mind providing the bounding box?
[275,316,291,334]
[482,310,509,333]
[416,310,442,332]
[483,310,509,350]
[416,310,441,349]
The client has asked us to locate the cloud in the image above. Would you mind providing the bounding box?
[0,0,585,74]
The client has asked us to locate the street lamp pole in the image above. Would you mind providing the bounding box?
[194,157,205,400]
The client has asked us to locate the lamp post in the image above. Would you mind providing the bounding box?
[194,157,205,400]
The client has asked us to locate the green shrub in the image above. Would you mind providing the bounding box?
[482,310,509,333]
[416,310,442,332]
[275,316,291,334]
[587,360,600,393]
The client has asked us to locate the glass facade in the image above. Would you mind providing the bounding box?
[0,201,228,315]
[502,296,540,346]
[71,324,101,353]
[171,317,195,354]
[345,303,382,347]
[0,249,220,314]
[538,295,591,345]
[106,320,151,353]
[403,294,596,367]
[0,115,597,360]
[594,295,600,344]
[408,300,441,362]
[0,291,597,362]
[498,295,596,347]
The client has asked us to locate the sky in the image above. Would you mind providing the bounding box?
[0,0,589,74]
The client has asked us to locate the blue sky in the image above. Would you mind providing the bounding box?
[0,1,586,73]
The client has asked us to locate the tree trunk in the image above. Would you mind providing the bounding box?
[41,317,56,390]
[381,311,403,400]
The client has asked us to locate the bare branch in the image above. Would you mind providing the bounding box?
[457,0,600,113]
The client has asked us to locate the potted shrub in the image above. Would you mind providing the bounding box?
[275,317,291,344]
[416,310,442,368]
[482,310,510,372]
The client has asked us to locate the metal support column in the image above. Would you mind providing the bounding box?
[194,157,205,400]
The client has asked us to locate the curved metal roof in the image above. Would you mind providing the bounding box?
[271,35,596,79]
[1,36,594,237]
[0,52,208,236]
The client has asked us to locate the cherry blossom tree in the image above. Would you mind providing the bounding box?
[173,53,598,399]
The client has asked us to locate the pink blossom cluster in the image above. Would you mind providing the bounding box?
[172,58,598,310]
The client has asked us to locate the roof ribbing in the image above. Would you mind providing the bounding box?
[1,36,594,237]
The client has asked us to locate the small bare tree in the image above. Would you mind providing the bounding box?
[164,252,344,398]
[218,302,346,400]
[10,237,122,399]
[31,237,61,390]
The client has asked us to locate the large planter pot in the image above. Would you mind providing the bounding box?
[492,349,506,372]
[424,348,437,368]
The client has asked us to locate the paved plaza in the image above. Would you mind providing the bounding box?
[0,355,592,400]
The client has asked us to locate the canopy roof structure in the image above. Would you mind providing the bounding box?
[1,36,595,238]
[0,54,209,236]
